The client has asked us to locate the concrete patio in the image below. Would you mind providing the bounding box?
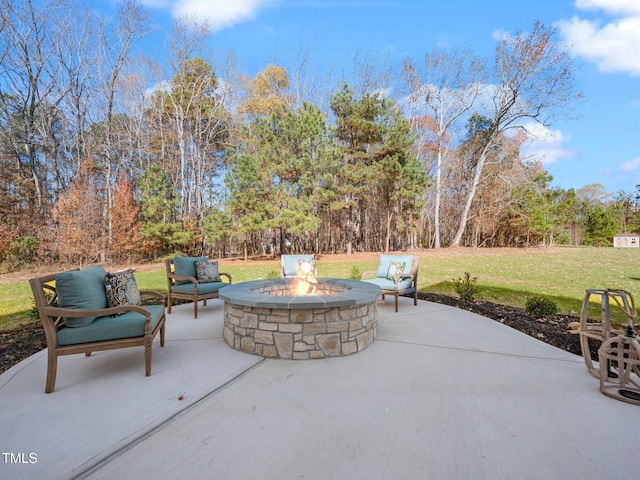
[1,295,639,479]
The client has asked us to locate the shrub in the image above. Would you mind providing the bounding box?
[347,265,362,280]
[4,236,39,270]
[266,269,280,279]
[453,272,481,301]
[525,295,559,318]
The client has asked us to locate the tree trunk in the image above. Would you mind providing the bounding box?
[385,210,393,253]
[450,142,491,247]
[434,148,442,249]
[271,232,277,259]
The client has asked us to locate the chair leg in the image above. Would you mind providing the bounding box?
[167,294,172,314]
[194,300,198,318]
[395,294,399,312]
[45,350,57,394]
[144,339,152,376]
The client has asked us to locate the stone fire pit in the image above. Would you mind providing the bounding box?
[220,278,381,359]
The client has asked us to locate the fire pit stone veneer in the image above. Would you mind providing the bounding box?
[220,278,381,359]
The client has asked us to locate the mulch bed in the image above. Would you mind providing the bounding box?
[0,294,587,375]
[417,293,584,356]
[1,322,47,374]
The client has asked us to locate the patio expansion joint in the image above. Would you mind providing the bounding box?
[376,338,584,364]
[73,357,269,480]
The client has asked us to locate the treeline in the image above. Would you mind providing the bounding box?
[0,1,637,269]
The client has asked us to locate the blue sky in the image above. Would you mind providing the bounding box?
[103,0,640,195]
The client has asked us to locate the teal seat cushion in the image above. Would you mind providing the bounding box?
[57,305,164,346]
[364,277,413,292]
[282,255,314,276]
[55,265,108,328]
[376,255,413,279]
[173,281,227,295]
[173,256,208,284]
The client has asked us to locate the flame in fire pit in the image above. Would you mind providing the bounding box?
[291,275,319,296]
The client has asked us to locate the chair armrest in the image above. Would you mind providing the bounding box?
[403,266,418,280]
[169,273,231,284]
[44,304,155,323]
[167,273,198,284]
[396,265,418,289]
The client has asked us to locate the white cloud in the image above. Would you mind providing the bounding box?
[148,0,278,32]
[574,0,640,15]
[491,29,510,42]
[558,2,640,75]
[141,0,172,7]
[520,123,573,166]
[620,157,640,173]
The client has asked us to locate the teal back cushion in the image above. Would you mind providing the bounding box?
[174,256,207,284]
[376,255,413,279]
[55,265,108,327]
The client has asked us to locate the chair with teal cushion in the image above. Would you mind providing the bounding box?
[29,267,166,393]
[362,254,419,312]
[281,254,316,277]
[165,256,232,318]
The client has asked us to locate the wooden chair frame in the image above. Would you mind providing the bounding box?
[29,272,166,393]
[165,258,232,318]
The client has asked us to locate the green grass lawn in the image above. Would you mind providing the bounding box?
[3,246,639,331]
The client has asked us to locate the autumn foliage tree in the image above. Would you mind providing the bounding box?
[53,165,104,267]
[240,64,293,117]
[109,173,143,262]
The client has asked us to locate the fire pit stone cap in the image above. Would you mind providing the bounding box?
[219,278,381,309]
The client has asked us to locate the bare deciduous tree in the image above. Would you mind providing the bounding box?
[403,48,485,248]
[1,0,67,209]
[451,22,582,247]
